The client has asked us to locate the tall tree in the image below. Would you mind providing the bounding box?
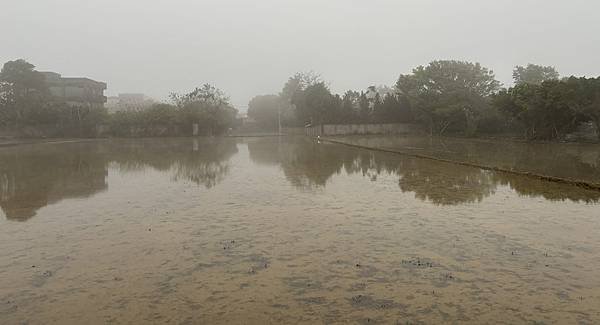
[280,71,321,104]
[341,90,360,123]
[493,79,584,140]
[358,92,371,122]
[292,82,338,126]
[280,72,321,126]
[513,64,560,85]
[584,92,600,140]
[170,84,237,135]
[373,93,413,123]
[247,94,281,130]
[0,59,48,128]
[396,60,500,135]
[569,77,600,140]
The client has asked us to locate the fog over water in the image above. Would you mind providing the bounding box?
[2,0,600,109]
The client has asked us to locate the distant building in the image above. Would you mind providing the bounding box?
[236,112,256,126]
[105,93,155,113]
[41,72,107,109]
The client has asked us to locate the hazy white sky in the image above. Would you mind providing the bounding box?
[2,0,599,110]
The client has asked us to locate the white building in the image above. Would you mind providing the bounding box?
[105,93,155,113]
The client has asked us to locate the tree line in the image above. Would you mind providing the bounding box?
[3,58,600,140]
[0,59,238,137]
[249,62,600,140]
[111,84,237,137]
[249,72,414,129]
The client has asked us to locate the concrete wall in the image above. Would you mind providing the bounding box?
[0,124,108,138]
[305,123,419,136]
[281,127,305,135]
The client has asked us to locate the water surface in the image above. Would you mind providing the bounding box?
[327,135,600,184]
[1,137,599,324]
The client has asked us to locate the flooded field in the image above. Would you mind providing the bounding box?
[326,135,600,185]
[1,137,600,324]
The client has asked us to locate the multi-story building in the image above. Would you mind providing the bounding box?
[41,71,107,109]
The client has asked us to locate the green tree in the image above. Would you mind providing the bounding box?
[372,93,413,123]
[358,91,371,122]
[493,79,584,140]
[513,64,560,85]
[170,84,237,135]
[280,71,321,104]
[292,82,338,126]
[568,77,600,140]
[396,60,501,135]
[341,90,360,123]
[280,72,321,126]
[247,94,281,130]
[583,91,600,140]
[0,59,48,128]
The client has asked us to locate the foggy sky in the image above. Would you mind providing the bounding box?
[2,0,599,110]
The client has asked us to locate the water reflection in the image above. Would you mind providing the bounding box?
[332,136,600,183]
[247,137,600,205]
[249,138,390,189]
[0,138,237,221]
[0,143,109,221]
[396,159,497,205]
[2,136,598,221]
[496,174,600,203]
[109,138,237,188]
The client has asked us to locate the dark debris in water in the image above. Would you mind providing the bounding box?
[245,254,270,275]
[401,257,435,269]
[349,294,402,310]
[219,239,239,251]
[358,317,383,325]
[271,303,290,309]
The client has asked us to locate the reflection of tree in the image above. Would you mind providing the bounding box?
[396,159,497,205]
[249,137,382,189]
[170,147,235,188]
[347,136,600,184]
[247,138,282,166]
[108,138,238,188]
[2,136,597,222]
[0,143,109,221]
[247,137,496,203]
[0,138,238,221]
[495,174,600,203]
[279,140,343,189]
[247,137,600,205]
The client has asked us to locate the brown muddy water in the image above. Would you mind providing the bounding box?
[326,135,600,185]
[0,137,599,324]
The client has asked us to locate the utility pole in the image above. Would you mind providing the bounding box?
[278,104,282,135]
